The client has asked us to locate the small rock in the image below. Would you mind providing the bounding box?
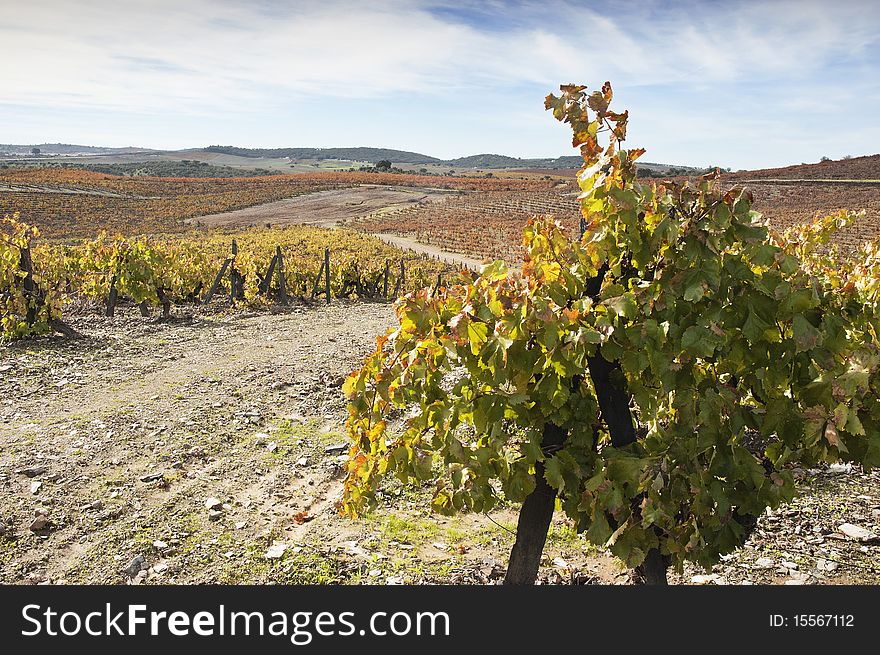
[152,563,168,574]
[816,558,839,572]
[204,497,223,510]
[324,443,348,455]
[385,577,403,585]
[266,442,278,453]
[29,515,49,532]
[30,481,42,495]
[16,466,47,477]
[781,561,799,570]
[234,521,247,530]
[368,569,382,578]
[753,557,775,569]
[827,463,851,475]
[140,472,164,483]
[690,574,720,585]
[208,510,224,521]
[153,540,168,549]
[123,555,146,577]
[838,523,880,543]
[265,543,287,559]
[296,457,309,467]
[82,500,103,511]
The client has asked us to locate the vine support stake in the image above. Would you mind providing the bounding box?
[276,246,288,306]
[324,247,330,304]
[204,258,231,305]
[258,254,278,296]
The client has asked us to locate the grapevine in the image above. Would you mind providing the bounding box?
[340,82,880,584]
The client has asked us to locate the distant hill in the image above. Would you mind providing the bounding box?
[1,142,712,175]
[204,146,441,165]
[725,153,880,181]
[0,143,155,156]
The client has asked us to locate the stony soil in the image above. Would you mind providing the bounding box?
[185,185,461,229]
[1,301,879,586]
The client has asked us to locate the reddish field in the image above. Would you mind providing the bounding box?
[0,169,560,240]
[725,153,880,181]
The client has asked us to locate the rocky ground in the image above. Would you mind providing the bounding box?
[1,301,879,586]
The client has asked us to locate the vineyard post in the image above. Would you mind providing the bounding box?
[383,259,390,298]
[139,301,150,317]
[276,246,288,305]
[229,239,240,303]
[258,254,278,296]
[312,259,326,298]
[391,258,405,297]
[324,247,330,304]
[204,258,231,304]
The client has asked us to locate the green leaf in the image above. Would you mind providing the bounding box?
[467,320,489,355]
[792,314,822,352]
[584,511,613,546]
[544,456,565,492]
[681,325,717,358]
[741,308,770,344]
[479,260,509,281]
[605,294,637,319]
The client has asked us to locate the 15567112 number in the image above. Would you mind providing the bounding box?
[795,615,854,627]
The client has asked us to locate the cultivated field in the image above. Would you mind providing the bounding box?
[186,185,463,229]
[3,155,880,586]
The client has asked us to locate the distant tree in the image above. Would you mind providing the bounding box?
[375,160,392,172]
[31,147,40,156]
[820,156,831,162]
[843,155,852,160]
[419,168,427,173]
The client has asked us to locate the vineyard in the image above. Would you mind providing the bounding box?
[354,188,582,264]
[0,168,561,240]
[342,82,880,587]
[0,215,455,339]
[349,177,880,264]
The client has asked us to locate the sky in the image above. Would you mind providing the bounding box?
[1,0,879,170]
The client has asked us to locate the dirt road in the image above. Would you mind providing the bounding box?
[0,302,619,585]
[2,301,877,585]
[186,185,461,229]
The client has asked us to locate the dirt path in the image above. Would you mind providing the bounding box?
[185,185,461,229]
[373,233,486,270]
[0,183,151,199]
[2,301,878,585]
[0,302,620,585]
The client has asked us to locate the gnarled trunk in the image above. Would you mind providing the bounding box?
[504,422,566,585]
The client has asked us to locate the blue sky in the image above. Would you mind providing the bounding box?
[1,0,878,169]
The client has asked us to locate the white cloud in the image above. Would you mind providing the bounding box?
[3,0,875,114]
[1,0,878,166]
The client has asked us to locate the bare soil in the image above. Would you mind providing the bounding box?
[1,302,879,586]
[185,185,462,229]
